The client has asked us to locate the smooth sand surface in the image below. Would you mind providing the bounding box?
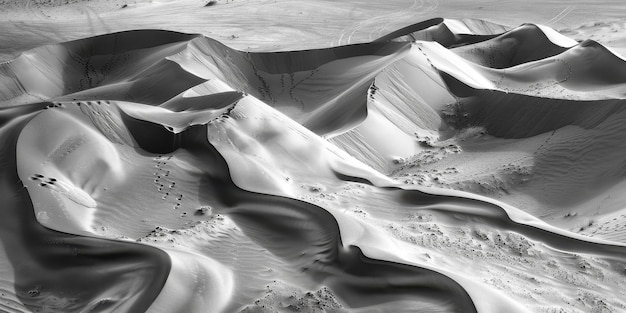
[2,1,626,313]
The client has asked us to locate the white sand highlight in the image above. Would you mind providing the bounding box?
[146,248,234,313]
[16,107,124,234]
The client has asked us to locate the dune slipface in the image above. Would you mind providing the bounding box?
[1,15,626,313]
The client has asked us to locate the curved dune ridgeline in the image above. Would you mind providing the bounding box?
[374,18,505,48]
[0,30,199,105]
[1,16,626,313]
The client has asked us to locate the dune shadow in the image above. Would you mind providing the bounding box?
[0,109,171,312]
[119,121,477,312]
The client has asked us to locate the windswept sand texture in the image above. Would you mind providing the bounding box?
[2,1,626,312]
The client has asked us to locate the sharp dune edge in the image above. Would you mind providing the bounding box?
[1,4,626,313]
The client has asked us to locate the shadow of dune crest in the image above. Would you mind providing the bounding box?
[1,28,412,137]
[451,23,576,68]
[0,30,199,104]
[0,109,171,313]
[170,35,412,136]
[439,70,626,138]
[113,108,478,312]
[374,18,506,48]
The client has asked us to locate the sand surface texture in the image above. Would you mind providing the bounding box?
[2,1,626,312]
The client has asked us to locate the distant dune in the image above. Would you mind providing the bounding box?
[2,7,626,313]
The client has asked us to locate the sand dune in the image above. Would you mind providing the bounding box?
[1,113,169,313]
[0,30,200,106]
[374,18,506,48]
[168,36,411,136]
[2,8,626,313]
[452,23,577,68]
